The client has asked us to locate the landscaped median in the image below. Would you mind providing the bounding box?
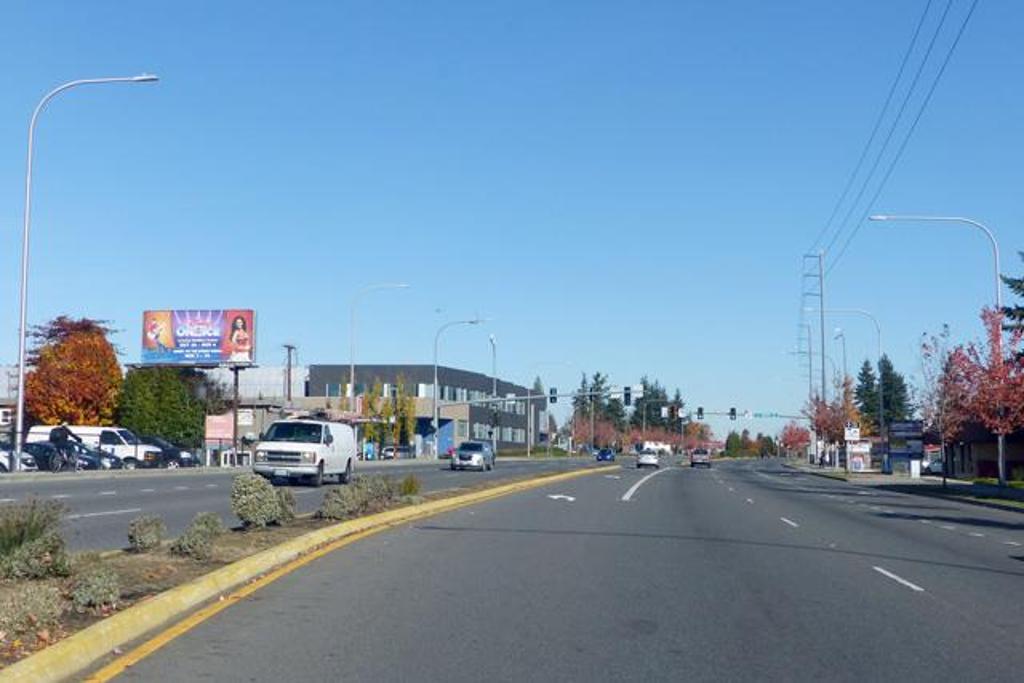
[1,463,615,682]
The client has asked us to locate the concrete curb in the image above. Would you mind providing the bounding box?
[782,463,1024,515]
[0,464,617,682]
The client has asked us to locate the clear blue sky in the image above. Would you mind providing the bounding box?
[1,1,1020,435]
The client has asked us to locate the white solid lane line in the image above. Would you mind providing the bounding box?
[873,566,925,592]
[780,517,799,528]
[67,507,142,520]
[621,467,672,502]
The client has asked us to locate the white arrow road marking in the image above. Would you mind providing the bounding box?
[621,467,672,502]
[873,566,924,592]
[780,517,799,528]
[67,508,142,520]
[547,494,576,502]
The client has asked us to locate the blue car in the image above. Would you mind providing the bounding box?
[596,448,616,462]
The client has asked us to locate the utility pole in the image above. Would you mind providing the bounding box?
[283,344,296,405]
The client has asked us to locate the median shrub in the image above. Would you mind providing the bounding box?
[317,474,398,520]
[127,515,166,553]
[231,474,282,528]
[170,512,225,561]
[399,474,421,497]
[0,499,70,579]
[71,565,121,613]
[0,582,63,636]
[276,487,297,523]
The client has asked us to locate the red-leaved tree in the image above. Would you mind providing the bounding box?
[779,421,811,454]
[947,309,1024,485]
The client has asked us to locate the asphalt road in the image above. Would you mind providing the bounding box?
[0,457,599,551]
[103,456,1024,682]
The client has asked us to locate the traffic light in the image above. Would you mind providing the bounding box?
[697,406,704,420]
[729,407,737,420]
[549,387,557,404]
[623,385,632,406]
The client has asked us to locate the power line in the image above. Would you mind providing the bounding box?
[828,0,981,273]
[808,0,935,253]
[823,0,955,257]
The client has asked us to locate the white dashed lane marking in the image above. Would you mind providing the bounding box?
[873,566,925,592]
[780,517,800,528]
[99,491,117,496]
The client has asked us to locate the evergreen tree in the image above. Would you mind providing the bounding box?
[119,368,205,447]
[854,360,879,434]
[724,430,742,456]
[605,397,627,432]
[572,373,590,415]
[629,376,669,430]
[1003,251,1024,338]
[879,354,910,423]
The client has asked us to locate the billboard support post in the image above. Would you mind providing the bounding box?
[232,366,241,461]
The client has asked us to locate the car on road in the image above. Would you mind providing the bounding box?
[0,447,37,472]
[26,424,156,469]
[139,435,199,469]
[253,418,357,487]
[20,441,121,471]
[452,441,494,471]
[690,448,711,468]
[637,449,660,469]
[596,448,615,462]
[381,445,412,460]
[922,458,944,475]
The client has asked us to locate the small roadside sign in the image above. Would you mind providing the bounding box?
[844,422,860,442]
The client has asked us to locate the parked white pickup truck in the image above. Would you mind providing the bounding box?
[253,418,356,487]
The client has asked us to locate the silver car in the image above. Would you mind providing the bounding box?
[637,449,660,469]
[452,441,495,471]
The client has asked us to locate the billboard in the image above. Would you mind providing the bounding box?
[142,309,255,366]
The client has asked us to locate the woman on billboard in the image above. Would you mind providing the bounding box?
[227,314,253,363]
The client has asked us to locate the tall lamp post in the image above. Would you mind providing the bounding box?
[869,214,1005,483]
[14,75,159,466]
[834,328,848,380]
[489,335,497,455]
[433,318,483,457]
[349,283,409,412]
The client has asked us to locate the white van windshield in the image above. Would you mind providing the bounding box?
[264,422,323,444]
[118,429,140,445]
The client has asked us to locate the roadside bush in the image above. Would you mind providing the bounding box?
[0,583,63,636]
[276,487,297,523]
[127,515,166,553]
[170,512,225,561]
[231,474,281,528]
[317,474,398,520]
[317,486,363,521]
[0,499,70,579]
[71,565,120,613]
[399,474,421,497]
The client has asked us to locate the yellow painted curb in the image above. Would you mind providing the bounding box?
[1,465,617,683]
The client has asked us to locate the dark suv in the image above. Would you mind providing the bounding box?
[138,436,200,468]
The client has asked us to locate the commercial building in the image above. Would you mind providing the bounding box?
[307,364,548,454]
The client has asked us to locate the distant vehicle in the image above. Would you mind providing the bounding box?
[67,441,123,470]
[139,436,199,469]
[26,425,157,469]
[596,448,615,462]
[381,445,411,460]
[20,442,117,472]
[922,459,944,475]
[253,419,356,487]
[637,449,660,469]
[0,446,37,473]
[690,448,712,468]
[642,441,673,455]
[452,441,494,471]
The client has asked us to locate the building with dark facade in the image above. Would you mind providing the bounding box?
[307,364,548,454]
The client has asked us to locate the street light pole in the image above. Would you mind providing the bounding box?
[433,318,482,458]
[489,335,497,456]
[14,75,158,466]
[870,214,1005,483]
[349,283,409,412]
[834,329,848,380]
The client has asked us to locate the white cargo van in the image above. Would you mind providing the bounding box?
[252,418,356,487]
[26,425,159,469]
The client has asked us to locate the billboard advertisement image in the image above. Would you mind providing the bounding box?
[142,310,255,366]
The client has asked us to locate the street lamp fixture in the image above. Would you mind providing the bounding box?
[14,74,159,467]
[432,317,487,457]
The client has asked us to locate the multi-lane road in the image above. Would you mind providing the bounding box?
[99,457,1024,682]
[0,458,600,551]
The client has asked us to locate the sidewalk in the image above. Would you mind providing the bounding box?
[783,460,1024,512]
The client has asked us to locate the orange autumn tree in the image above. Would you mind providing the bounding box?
[25,316,121,425]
